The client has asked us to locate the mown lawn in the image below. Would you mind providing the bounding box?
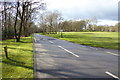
[44,32,119,49]
[1,36,34,79]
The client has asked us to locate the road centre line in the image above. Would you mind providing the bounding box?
[90,47,98,50]
[34,38,36,42]
[106,52,119,56]
[57,45,79,57]
[49,41,54,44]
[105,71,120,80]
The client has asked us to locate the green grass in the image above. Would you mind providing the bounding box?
[1,35,34,78]
[43,32,119,49]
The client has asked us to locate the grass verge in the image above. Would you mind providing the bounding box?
[43,32,119,49]
[1,36,33,78]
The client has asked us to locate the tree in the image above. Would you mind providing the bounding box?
[13,2,20,42]
[58,20,87,32]
[0,0,46,41]
[39,10,63,34]
[39,12,47,33]
[0,2,15,39]
[85,17,97,30]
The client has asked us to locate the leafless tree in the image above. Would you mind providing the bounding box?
[0,0,46,41]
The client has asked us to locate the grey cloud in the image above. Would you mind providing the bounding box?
[57,0,118,20]
[46,0,119,23]
[61,7,117,21]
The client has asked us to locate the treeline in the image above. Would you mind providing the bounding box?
[59,20,118,32]
[87,24,118,32]
[0,1,46,41]
[38,11,118,33]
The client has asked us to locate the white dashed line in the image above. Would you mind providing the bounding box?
[106,52,119,56]
[90,47,98,50]
[105,71,120,80]
[81,46,86,47]
[49,41,54,44]
[34,38,36,42]
[58,45,79,57]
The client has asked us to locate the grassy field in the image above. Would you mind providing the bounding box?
[44,32,119,49]
[1,36,34,78]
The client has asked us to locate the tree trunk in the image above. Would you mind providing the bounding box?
[17,3,26,42]
[4,2,7,38]
[13,2,19,42]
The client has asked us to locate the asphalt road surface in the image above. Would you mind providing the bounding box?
[34,34,119,80]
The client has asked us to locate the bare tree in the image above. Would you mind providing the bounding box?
[13,2,20,42]
[0,0,46,41]
[40,11,63,34]
[13,1,46,42]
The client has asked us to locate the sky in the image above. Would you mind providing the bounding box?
[0,0,119,26]
[46,0,119,26]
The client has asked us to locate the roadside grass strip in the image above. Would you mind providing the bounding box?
[2,36,33,78]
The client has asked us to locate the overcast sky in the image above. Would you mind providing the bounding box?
[46,0,119,25]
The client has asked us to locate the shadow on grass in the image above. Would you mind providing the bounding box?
[62,35,84,38]
[7,57,25,64]
[94,37,112,39]
[2,43,20,46]
[2,78,34,80]
[19,41,33,43]
[2,57,33,70]
[20,38,33,43]
[8,47,33,52]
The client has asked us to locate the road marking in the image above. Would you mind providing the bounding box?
[34,38,36,42]
[81,46,86,47]
[90,47,98,50]
[58,45,79,57]
[49,41,54,44]
[106,52,119,56]
[105,71,120,80]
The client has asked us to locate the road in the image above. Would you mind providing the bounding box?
[34,34,119,80]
